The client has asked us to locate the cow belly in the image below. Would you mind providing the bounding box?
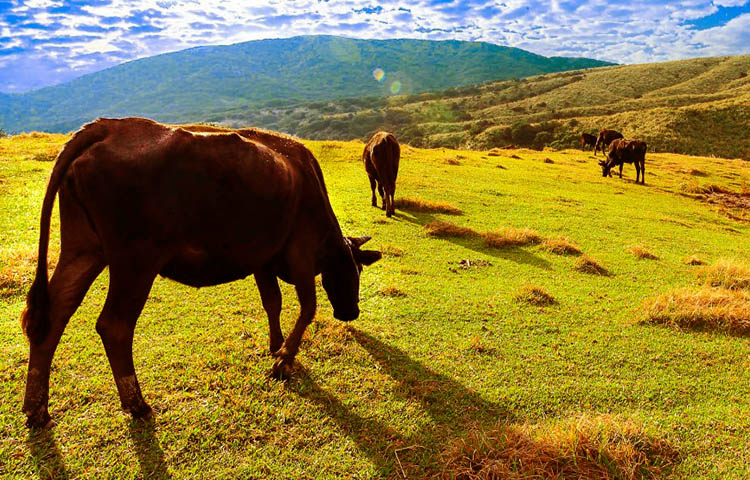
[159,248,263,287]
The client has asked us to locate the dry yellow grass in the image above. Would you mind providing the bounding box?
[483,227,541,248]
[379,286,407,298]
[575,255,609,275]
[697,259,750,291]
[424,220,477,238]
[439,414,677,480]
[684,255,705,266]
[514,285,556,306]
[643,288,750,334]
[394,197,462,215]
[541,237,582,255]
[627,246,659,260]
[380,245,404,257]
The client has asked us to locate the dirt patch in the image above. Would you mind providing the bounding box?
[543,158,554,164]
[439,414,677,480]
[444,158,461,166]
[379,286,407,298]
[395,197,462,215]
[684,255,705,266]
[450,259,493,273]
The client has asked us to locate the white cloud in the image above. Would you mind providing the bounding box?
[1,0,749,92]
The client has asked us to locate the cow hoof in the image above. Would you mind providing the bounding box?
[271,357,294,381]
[25,408,53,430]
[127,403,153,421]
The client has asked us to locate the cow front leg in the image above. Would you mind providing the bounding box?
[254,270,283,354]
[640,161,645,184]
[619,163,624,179]
[96,268,156,419]
[271,276,316,380]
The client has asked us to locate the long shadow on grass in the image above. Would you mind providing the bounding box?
[128,419,171,479]
[27,428,69,479]
[292,330,514,477]
[394,210,552,270]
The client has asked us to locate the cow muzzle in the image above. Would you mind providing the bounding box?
[333,307,359,322]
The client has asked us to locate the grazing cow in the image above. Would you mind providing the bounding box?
[599,138,647,184]
[580,133,597,151]
[363,131,400,217]
[21,117,382,428]
[594,129,624,156]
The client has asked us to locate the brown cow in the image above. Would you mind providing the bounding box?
[21,117,382,428]
[363,131,400,217]
[594,129,624,156]
[580,133,597,151]
[599,138,647,184]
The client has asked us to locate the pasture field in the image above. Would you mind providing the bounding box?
[1,132,750,479]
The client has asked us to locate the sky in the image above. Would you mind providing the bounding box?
[1,0,750,93]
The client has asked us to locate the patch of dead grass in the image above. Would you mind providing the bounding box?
[514,285,556,306]
[575,255,609,275]
[395,197,462,215]
[642,287,750,334]
[380,286,407,298]
[381,245,404,257]
[444,158,461,165]
[697,259,750,291]
[541,237,582,255]
[0,245,59,298]
[424,220,477,238]
[627,246,658,260]
[683,255,705,266]
[439,414,677,480]
[483,227,541,248]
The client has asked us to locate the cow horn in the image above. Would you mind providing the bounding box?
[349,236,372,247]
[598,160,605,166]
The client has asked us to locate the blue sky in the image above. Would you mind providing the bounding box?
[1,0,749,93]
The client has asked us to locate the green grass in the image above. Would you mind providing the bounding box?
[1,133,750,478]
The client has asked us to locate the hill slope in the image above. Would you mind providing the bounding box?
[0,35,611,134]
[217,54,750,159]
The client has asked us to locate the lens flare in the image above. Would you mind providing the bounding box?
[372,68,385,83]
[390,81,401,94]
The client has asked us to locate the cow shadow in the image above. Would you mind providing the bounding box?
[291,329,514,477]
[128,418,171,479]
[27,428,69,480]
[392,209,552,270]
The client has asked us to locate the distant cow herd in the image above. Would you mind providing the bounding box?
[21,116,648,428]
[581,128,646,184]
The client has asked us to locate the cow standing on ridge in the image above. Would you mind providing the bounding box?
[599,138,647,184]
[20,117,382,428]
[594,129,624,156]
[363,131,400,218]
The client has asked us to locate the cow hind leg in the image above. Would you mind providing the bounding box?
[368,176,377,207]
[23,252,105,428]
[95,267,157,419]
[377,182,386,211]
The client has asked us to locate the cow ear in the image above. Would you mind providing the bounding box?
[356,249,382,266]
[348,236,372,248]
[598,160,605,166]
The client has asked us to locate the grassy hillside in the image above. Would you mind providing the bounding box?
[215,54,750,159]
[1,133,750,478]
[0,35,611,134]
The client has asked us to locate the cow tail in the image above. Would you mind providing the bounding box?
[21,120,107,344]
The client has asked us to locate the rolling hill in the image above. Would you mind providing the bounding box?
[0,35,611,134]
[213,54,750,159]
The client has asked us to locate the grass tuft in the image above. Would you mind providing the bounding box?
[642,288,750,334]
[684,255,705,266]
[0,246,58,298]
[444,158,461,165]
[697,259,750,290]
[575,255,609,275]
[483,227,542,248]
[541,237,582,255]
[395,197,462,215]
[424,220,477,238]
[440,414,678,480]
[381,245,404,257]
[514,285,556,306]
[627,246,659,260]
[380,286,408,298]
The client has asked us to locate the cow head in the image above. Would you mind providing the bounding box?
[598,159,612,177]
[321,236,381,321]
